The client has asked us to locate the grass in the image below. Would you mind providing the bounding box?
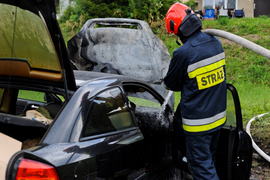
[202,17,270,36]
[18,90,65,103]
[128,97,161,108]
[233,82,270,123]
[18,90,46,102]
[251,113,270,142]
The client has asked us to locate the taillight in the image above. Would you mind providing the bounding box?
[16,158,60,180]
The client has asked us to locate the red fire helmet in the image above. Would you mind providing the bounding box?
[165,3,190,35]
[165,3,202,36]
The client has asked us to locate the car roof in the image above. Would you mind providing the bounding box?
[0,0,76,91]
[74,70,140,87]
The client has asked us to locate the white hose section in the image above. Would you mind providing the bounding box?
[203,29,270,161]
[203,29,270,59]
[246,113,270,162]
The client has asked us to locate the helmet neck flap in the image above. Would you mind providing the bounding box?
[178,9,202,37]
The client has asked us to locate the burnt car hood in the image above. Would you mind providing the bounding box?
[0,0,76,91]
[68,18,171,85]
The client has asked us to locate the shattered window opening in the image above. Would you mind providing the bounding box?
[94,22,140,30]
[123,85,161,109]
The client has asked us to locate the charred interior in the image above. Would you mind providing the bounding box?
[0,87,64,149]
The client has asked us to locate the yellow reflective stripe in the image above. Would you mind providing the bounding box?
[183,116,226,132]
[196,67,225,90]
[188,59,226,79]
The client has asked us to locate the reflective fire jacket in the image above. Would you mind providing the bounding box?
[164,31,227,135]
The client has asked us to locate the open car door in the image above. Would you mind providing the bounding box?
[173,84,253,180]
[216,84,253,180]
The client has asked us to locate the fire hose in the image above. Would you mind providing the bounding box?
[203,29,270,59]
[203,29,270,162]
[246,113,270,162]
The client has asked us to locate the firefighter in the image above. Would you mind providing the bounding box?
[164,3,227,180]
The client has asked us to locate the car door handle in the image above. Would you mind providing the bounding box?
[108,140,119,145]
[31,105,39,109]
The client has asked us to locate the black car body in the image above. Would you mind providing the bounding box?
[1,0,252,180]
[6,71,174,179]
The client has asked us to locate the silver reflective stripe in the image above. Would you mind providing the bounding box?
[182,110,226,126]
[187,52,225,73]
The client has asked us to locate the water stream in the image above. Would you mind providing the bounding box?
[158,90,174,127]
[162,91,174,110]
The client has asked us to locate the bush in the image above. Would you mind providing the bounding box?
[258,15,269,19]
[184,0,197,10]
[58,0,178,40]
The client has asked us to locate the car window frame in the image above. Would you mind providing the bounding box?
[226,83,244,131]
[79,86,138,141]
[0,88,5,107]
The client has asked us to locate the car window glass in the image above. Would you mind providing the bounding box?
[226,89,237,127]
[82,88,135,137]
[0,3,61,75]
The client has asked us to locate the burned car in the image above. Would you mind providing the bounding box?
[67,17,174,108]
[1,0,252,180]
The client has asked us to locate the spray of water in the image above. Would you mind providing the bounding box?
[158,90,174,126]
[162,91,174,110]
